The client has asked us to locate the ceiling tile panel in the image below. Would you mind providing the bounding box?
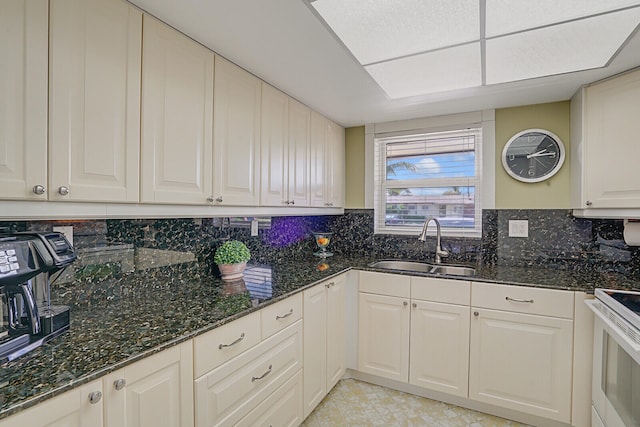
[365,43,482,98]
[311,0,479,65]
[486,8,640,84]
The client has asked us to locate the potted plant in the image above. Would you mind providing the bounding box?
[214,240,251,281]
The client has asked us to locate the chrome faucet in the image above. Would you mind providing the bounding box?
[418,217,449,264]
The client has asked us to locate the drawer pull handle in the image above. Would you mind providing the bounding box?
[252,364,272,382]
[325,282,335,288]
[276,309,293,320]
[505,297,534,304]
[219,333,245,350]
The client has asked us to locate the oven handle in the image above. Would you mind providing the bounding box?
[586,300,640,354]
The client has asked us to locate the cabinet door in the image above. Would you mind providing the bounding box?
[213,57,261,206]
[287,98,310,206]
[104,341,193,427]
[358,292,410,382]
[326,120,345,207]
[260,84,288,206]
[326,274,346,391]
[141,15,214,204]
[303,283,327,418]
[49,0,141,202]
[309,111,327,207]
[0,380,103,427]
[0,0,47,200]
[585,69,640,208]
[410,300,470,397]
[469,308,573,423]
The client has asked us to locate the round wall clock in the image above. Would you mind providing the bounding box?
[501,129,565,183]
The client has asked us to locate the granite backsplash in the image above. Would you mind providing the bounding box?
[1,208,638,290]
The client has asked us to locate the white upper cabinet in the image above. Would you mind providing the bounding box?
[0,0,48,201]
[140,15,214,205]
[212,57,262,206]
[49,0,141,202]
[327,119,345,207]
[260,85,311,207]
[572,68,640,215]
[287,98,311,207]
[310,112,345,208]
[261,84,289,206]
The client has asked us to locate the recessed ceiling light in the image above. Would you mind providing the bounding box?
[365,43,482,99]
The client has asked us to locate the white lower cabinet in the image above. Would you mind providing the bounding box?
[0,341,193,427]
[236,370,303,427]
[303,274,346,418]
[0,380,103,427]
[469,282,574,424]
[194,320,303,426]
[358,291,410,382]
[409,300,470,397]
[103,341,193,427]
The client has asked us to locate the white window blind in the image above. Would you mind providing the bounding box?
[374,128,482,237]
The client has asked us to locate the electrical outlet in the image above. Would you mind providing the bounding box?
[508,220,528,238]
[53,225,74,245]
[251,219,259,236]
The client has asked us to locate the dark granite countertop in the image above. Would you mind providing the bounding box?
[1,254,639,419]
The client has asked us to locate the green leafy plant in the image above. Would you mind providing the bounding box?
[214,240,250,265]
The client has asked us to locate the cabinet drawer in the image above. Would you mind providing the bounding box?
[194,311,261,378]
[235,370,303,427]
[194,321,302,427]
[359,271,410,298]
[261,292,302,339]
[471,282,574,319]
[411,277,470,305]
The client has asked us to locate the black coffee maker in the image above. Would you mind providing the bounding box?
[0,232,76,362]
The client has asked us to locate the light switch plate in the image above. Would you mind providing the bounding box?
[251,219,259,236]
[508,220,528,238]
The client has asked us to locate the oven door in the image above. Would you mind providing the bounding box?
[588,300,640,427]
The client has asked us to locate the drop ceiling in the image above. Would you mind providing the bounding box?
[127,0,640,127]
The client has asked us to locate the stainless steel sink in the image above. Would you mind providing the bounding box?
[369,260,434,273]
[369,260,475,277]
[429,265,475,277]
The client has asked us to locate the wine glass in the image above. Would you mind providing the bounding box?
[313,232,333,257]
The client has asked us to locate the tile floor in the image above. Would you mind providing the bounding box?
[302,379,531,427]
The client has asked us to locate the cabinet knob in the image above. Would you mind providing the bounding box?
[207,196,223,203]
[586,201,593,206]
[88,391,102,404]
[412,302,417,308]
[113,378,126,391]
[289,200,295,205]
[32,184,46,195]
[474,311,479,317]
[58,186,69,196]
[403,301,408,306]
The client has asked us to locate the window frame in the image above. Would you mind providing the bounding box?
[374,127,483,238]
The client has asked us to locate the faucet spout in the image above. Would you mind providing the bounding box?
[418,217,449,264]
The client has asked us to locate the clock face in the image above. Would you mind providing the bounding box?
[501,129,565,183]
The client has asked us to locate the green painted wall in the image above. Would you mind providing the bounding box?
[343,101,572,210]
[344,126,365,208]
[495,101,571,209]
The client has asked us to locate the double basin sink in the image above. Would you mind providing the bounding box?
[369,260,475,277]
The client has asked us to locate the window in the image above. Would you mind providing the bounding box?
[374,128,482,237]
